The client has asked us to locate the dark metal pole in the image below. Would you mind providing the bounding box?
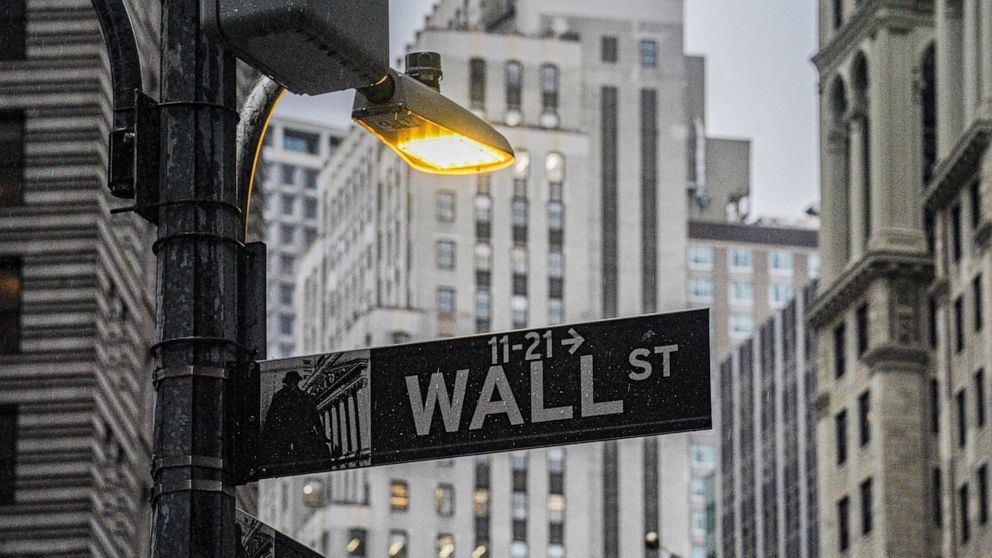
[150,0,241,555]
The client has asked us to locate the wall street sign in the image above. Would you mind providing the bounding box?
[243,309,711,480]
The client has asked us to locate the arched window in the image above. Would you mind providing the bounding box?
[505,61,523,125]
[852,52,871,246]
[921,44,937,185]
[829,77,851,261]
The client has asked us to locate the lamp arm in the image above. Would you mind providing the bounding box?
[237,76,286,241]
[90,0,143,129]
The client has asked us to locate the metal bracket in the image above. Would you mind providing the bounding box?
[153,365,229,387]
[150,480,236,502]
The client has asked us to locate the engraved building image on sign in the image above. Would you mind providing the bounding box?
[259,350,373,473]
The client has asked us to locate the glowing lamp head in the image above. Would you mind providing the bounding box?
[354,69,514,175]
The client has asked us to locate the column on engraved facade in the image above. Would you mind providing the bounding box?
[937,0,964,156]
[822,121,850,282]
[847,112,868,259]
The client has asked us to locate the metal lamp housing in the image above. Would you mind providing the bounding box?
[201,0,389,95]
[353,70,515,175]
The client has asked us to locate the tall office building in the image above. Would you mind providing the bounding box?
[811,0,940,556]
[924,1,992,556]
[0,1,158,556]
[259,116,346,360]
[718,282,820,558]
[259,1,741,557]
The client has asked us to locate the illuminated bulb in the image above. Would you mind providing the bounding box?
[347,539,360,552]
[472,545,488,558]
[303,484,314,495]
[398,134,509,171]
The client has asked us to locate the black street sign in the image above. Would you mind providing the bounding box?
[236,510,322,558]
[245,309,711,480]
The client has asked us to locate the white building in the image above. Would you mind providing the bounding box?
[259,117,346,359]
[261,2,726,557]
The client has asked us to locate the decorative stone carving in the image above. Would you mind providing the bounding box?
[891,280,920,344]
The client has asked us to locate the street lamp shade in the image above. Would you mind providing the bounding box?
[353,70,515,175]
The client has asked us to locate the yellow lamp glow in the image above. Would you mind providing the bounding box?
[354,69,515,176]
[398,134,509,170]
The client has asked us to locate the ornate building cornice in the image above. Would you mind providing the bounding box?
[808,250,934,328]
[813,0,933,79]
[861,343,930,371]
[923,119,991,212]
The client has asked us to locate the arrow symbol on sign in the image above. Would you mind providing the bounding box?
[561,328,585,354]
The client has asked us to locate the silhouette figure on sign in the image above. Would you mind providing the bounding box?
[261,371,330,463]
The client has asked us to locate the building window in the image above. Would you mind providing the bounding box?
[0,111,25,206]
[834,322,846,378]
[921,45,937,184]
[769,282,794,308]
[972,180,982,228]
[808,254,821,278]
[769,250,794,275]
[730,314,753,337]
[548,249,564,279]
[958,389,968,447]
[281,194,294,215]
[838,496,850,552]
[931,378,940,434]
[640,39,657,67]
[548,298,563,325]
[858,390,871,447]
[856,303,869,357]
[832,0,843,29]
[436,483,455,516]
[688,245,714,270]
[952,204,963,263]
[437,191,456,223]
[476,288,491,321]
[934,467,943,525]
[729,248,753,272]
[510,541,527,558]
[691,510,707,535]
[547,544,564,558]
[960,483,971,544]
[955,296,965,352]
[390,480,409,511]
[730,281,753,306]
[511,247,528,275]
[540,64,560,127]
[546,152,565,185]
[975,274,983,331]
[689,278,714,303]
[0,1,26,61]
[437,533,455,558]
[470,58,487,111]
[548,201,564,233]
[0,405,16,504]
[304,198,317,219]
[279,314,293,336]
[437,287,456,316]
[0,258,22,355]
[284,129,320,154]
[601,36,618,63]
[512,197,528,230]
[347,528,367,557]
[860,478,873,535]
[505,61,523,124]
[304,169,319,190]
[280,224,295,245]
[279,284,294,306]
[475,243,492,272]
[388,530,409,558]
[512,295,528,328]
[836,409,848,466]
[280,164,297,186]
[691,444,715,465]
[436,240,456,270]
[973,370,987,432]
[304,227,318,247]
[981,464,990,526]
[280,255,295,276]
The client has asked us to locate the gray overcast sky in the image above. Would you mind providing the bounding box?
[278,0,820,219]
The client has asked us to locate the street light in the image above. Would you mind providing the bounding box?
[353,59,515,175]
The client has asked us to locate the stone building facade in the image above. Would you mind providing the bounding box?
[0,1,159,556]
[738,1,992,556]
